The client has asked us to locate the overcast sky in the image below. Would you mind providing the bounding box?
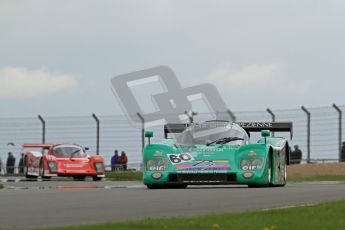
[1,0,345,118]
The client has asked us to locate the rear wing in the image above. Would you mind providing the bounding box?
[238,122,293,139]
[164,121,293,139]
[22,144,53,149]
[164,124,190,138]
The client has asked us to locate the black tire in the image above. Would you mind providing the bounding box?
[267,154,273,187]
[146,184,166,189]
[168,184,188,189]
[24,157,37,179]
[146,184,187,189]
[274,155,287,187]
[92,176,102,181]
[39,160,51,180]
[73,176,86,181]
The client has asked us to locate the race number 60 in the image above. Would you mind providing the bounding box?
[167,153,194,164]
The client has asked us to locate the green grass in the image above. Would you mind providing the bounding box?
[39,200,345,230]
[0,184,3,189]
[105,171,142,181]
[288,175,345,182]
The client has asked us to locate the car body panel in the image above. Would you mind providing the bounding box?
[23,143,105,178]
[143,121,292,188]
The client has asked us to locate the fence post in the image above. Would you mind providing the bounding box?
[266,108,275,137]
[301,106,311,163]
[92,113,100,155]
[332,104,342,162]
[226,109,236,122]
[137,113,145,155]
[38,115,46,144]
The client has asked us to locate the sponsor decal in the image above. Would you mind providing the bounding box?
[167,153,194,164]
[64,164,82,168]
[154,151,163,157]
[239,122,273,128]
[248,150,257,156]
[175,160,230,172]
[197,147,225,152]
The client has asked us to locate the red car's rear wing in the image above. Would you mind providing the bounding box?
[22,144,54,149]
[164,121,293,139]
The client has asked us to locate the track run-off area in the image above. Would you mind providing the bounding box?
[1,178,345,229]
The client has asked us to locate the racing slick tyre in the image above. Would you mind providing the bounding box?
[24,157,37,179]
[146,184,187,189]
[273,155,288,187]
[168,184,188,189]
[146,184,166,189]
[73,176,86,181]
[39,160,51,180]
[92,176,102,181]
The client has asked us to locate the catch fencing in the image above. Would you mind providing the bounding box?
[0,104,344,172]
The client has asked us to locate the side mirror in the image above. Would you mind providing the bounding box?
[261,130,270,137]
[145,131,153,145]
[261,130,270,144]
[84,147,89,151]
[145,131,153,138]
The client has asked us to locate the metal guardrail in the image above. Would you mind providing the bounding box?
[1,105,345,166]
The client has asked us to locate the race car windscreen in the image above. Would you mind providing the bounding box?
[176,122,249,146]
[52,145,86,158]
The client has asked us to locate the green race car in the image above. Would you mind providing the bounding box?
[143,120,292,189]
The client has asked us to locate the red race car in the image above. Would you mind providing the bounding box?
[22,143,105,181]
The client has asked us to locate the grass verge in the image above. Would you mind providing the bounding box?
[288,175,345,182]
[105,171,142,181]
[40,200,345,230]
[0,184,3,189]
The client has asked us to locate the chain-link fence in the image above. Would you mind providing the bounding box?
[0,104,344,173]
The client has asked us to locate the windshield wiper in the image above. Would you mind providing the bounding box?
[69,149,81,160]
[206,137,244,146]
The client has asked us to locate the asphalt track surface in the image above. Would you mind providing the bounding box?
[1,178,345,229]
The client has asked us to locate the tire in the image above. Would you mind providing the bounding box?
[73,176,86,181]
[92,176,102,181]
[146,184,165,189]
[39,160,51,180]
[24,157,37,179]
[146,184,187,189]
[168,184,188,189]
[267,156,272,186]
[274,156,287,187]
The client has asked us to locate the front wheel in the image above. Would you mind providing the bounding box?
[73,176,86,181]
[24,157,37,179]
[92,176,102,181]
[39,160,51,180]
[146,184,166,189]
[40,161,50,180]
[168,184,187,189]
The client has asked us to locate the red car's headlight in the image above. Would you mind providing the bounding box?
[48,161,57,172]
[94,162,104,174]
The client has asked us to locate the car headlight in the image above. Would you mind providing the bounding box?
[240,158,263,170]
[94,162,104,173]
[48,161,57,172]
[146,159,168,171]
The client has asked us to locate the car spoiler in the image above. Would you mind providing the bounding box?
[164,123,190,138]
[22,144,54,149]
[238,122,293,139]
[164,121,293,139]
